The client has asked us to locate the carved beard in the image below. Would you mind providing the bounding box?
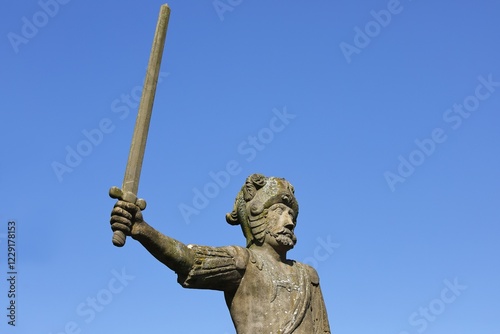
[267,228,297,247]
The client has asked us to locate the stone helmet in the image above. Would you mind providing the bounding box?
[226,174,299,247]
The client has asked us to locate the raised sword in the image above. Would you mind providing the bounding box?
[109,4,171,247]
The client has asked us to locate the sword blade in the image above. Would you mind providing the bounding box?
[123,4,170,195]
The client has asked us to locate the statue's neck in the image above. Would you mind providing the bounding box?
[250,243,288,263]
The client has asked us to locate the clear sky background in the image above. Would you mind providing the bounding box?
[1,0,499,333]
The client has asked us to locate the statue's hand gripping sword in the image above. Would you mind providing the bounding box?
[109,4,170,247]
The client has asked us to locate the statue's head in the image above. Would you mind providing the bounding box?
[226,174,299,247]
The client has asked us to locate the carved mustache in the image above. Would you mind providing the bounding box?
[271,228,297,243]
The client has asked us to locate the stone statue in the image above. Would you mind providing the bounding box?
[110,174,331,333]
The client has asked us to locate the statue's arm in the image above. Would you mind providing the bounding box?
[132,221,194,275]
[110,200,194,276]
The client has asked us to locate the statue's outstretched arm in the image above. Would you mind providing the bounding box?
[110,200,194,275]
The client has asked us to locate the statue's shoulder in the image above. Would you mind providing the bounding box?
[224,245,250,270]
[185,244,249,270]
[297,261,320,286]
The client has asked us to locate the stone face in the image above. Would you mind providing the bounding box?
[110,174,331,333]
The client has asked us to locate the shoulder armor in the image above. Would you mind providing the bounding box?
[225,245,250,270]
[304,264,320,285]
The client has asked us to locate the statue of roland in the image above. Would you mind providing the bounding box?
[110,173,331,333]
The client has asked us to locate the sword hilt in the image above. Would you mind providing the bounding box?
[109,186,147,247]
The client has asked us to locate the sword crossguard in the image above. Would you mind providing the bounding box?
[109,186,147,247]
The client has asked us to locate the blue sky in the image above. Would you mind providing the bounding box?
[1,0,499,333]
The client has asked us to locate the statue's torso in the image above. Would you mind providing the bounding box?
[178,245,330,334]
[225,250,317,334]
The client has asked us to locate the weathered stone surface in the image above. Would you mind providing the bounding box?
[110,174,331,333]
